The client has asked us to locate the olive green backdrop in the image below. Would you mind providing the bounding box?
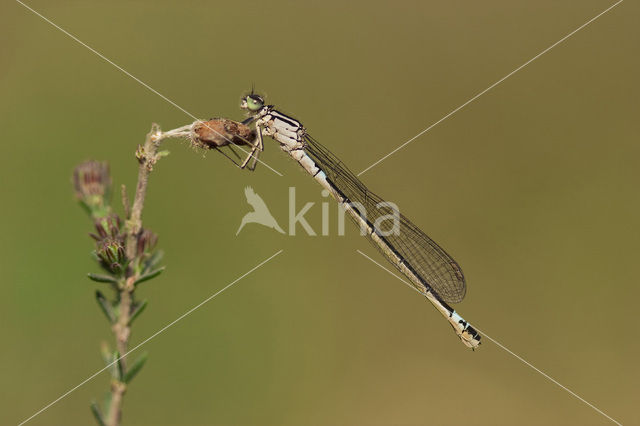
[1,1,638,425]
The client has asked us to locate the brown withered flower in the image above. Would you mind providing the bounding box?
[191,118,256,150]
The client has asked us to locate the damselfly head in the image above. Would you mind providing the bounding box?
[241,93,265,112]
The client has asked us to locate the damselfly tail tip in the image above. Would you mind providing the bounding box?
[448,311,481,349]
[460,325,481,349]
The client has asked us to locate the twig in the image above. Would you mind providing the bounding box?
[126,123,162,252]
[121,184,131,220]
[107,124,163,426]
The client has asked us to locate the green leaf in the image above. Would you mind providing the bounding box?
[107,352,118,379]
[100,341,111,365]
[143,250,164,273]
[102,392,112,421]
[90,206,111,220]
[78,200,92,217]
[95,291,115,324]
[90,400,106,426]
[87,273,118,284]
[129,300,148,325]
[134,267,165,287]
[156,150,170,158]
[114,351,124,381]
[123,352,148,383]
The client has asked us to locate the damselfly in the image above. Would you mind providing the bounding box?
[238,92,481,349]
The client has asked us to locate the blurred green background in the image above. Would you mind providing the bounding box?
[1,0,638,424]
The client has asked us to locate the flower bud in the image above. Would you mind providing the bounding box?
[73,161,112,217]
[136,229,158,257]
[96,238,127,274]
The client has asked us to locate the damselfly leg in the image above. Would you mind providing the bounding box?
[240,123,263,170]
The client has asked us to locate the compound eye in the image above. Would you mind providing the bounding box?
[247,95,264,111]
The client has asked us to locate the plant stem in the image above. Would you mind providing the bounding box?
[126,123,161,254]
[107,380,126,426]
[107,123,162,426]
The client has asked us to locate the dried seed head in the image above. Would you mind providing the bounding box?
[191,118,256,150]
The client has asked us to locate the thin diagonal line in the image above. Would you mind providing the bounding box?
[15,0,283,177]
[356,249,623,426]
[358,0,623,176]
[18,249,283,426]
[476,328,623,426]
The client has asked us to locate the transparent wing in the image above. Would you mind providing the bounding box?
[304,135,466,303]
